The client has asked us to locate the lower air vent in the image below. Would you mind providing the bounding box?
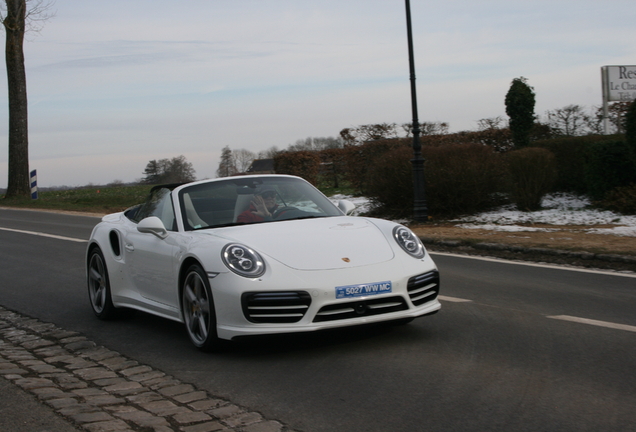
[407,271,440,306]
[242,292,311,323]
[314,296,408,323]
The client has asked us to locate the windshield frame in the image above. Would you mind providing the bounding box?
[177,175,342,231]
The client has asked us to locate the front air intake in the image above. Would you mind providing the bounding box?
[242,291,312,323]
[407,271,440,306]
[313,296,408,322]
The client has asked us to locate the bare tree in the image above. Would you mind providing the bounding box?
[477,116,505,131]
[401,121,449,136]
[233,148,256,173]
[585,106,605,135]
[545,105,590,137]
[286,137,342,152]
[1,0,53,198]
[355,123,400,141]
[339,123,400,145]
[593,101,633,134]
[257,146,280,159]
[313,136,342,150]
[287,138,313,152]
[141,155,196,184]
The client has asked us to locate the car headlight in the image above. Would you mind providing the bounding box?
[222,243,266,278]
[393,226,425,259]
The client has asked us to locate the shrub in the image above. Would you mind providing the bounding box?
[423,144,507,216]
[365,143,507,218]
[584,140,636,200]
[273,151,321,185]
[599,184,636,215]
[626,101,636,153]
[506,147,557,211]
[318,148,349,189]
[341,139,409,193]
[364,146,414,217]
[531,135,615,194]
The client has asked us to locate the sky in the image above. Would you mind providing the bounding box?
[0,0,635,188]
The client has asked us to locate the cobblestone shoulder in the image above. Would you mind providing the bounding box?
[0,306,297,432]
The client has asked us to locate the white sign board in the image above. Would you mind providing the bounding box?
[602,65,636,102]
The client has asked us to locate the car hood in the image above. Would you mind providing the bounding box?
[206,217,395,270]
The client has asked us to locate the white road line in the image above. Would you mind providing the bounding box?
[438,295,472,303]
[0,226,87,243]
[429,251,636,279]
[437,295,635,334]
[547,315,636,333]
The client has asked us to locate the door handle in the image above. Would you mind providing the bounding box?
[125,244,134,252]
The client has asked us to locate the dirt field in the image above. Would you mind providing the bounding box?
[410,222,636,272]
[411,222,636,254]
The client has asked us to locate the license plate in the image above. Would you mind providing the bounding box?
[335,281,392,299]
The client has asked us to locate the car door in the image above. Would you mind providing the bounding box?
[123,187,179,309]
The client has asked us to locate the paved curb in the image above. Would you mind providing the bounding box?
[421,237,636,272]
[0,306,297,432]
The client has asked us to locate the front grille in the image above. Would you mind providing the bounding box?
[313,296,408,323]
[242,291,311,323]
[407,271,440,306]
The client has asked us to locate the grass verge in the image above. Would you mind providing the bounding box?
[1,184,152,214]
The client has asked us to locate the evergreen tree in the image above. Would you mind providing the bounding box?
[216,146,237,178]
[505,77,536,148]
[142,160,160,184]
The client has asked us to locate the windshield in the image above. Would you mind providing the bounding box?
[178,176,342,231]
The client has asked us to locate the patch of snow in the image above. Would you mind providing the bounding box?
[330,192,636,237]
[586,226,636,237]
[453,193,636,237]
[330,194,373,216]
[456,224,560,233]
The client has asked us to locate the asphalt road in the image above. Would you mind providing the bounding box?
[1,207,635,432]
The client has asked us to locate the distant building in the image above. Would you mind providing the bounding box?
[246,159,275,174]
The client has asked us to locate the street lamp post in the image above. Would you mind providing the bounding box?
[405,0,428,222]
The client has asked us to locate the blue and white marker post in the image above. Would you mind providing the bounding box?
[30,169,38,200]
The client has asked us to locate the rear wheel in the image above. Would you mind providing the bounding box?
[87,248,117,319]
[181,264,220,352]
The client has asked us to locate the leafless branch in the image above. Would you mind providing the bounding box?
[1,0,55,34]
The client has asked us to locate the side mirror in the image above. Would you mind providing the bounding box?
[338,200,356,215]
[137,217,168,239]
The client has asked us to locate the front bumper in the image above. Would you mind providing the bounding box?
[211,256,440,340]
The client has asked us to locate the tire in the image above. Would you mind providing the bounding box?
[181,264,220,352]
[87,247,117,320]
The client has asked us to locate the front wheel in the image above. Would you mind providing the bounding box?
[87,247,117,319]
[181,264,220,352]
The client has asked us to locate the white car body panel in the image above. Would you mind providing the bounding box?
[204,217,394,270]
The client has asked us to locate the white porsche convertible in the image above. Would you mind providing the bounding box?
[86,175,440,350]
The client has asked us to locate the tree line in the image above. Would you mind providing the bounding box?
[215,75,633,178]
